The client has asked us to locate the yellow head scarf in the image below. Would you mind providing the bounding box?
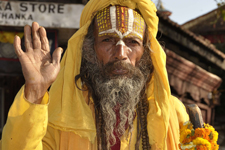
[48,0,170,149]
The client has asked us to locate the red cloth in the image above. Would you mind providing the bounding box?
[110,131,121,150]
[110,104,135,150]
[111,106,121,150]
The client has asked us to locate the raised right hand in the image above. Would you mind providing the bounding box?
[14,22,63,104]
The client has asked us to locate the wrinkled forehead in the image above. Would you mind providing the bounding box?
[95,5,145,40]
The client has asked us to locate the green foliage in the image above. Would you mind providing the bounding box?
[209,132,213,140]
[222,9,225,20]
[191,129,195,136]
[214,0,225,22]
[215,0,225,7]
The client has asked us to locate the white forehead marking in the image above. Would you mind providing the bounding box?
[127,9,134,34]
[110,6,116,30]
[99,6,143,40]
[116,40,132,52]
[116,40,125,46]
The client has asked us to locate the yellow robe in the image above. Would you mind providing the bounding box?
[0,86,188,150]
[0,0,189,149]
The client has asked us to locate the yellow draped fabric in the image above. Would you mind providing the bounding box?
[47,0,189,149]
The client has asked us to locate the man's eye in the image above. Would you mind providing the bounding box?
[102,38,110,42]
[131,40,138,43]
[130,40,140,45]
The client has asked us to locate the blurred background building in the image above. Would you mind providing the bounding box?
[181,4,225,146]
[157,0,225,146]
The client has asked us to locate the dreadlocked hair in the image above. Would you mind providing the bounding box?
[75,17,154,150]
[74,19,108,149]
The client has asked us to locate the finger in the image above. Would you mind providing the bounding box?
[24,25,33,52]
[52,47,63,65]
[39,27,50,52]
[14,35,24,57]
[32,22,41,49]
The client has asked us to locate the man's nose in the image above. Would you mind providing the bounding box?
[114,43,128,61]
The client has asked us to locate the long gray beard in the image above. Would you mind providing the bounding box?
[87,60,145,148]
[82,25,151,148]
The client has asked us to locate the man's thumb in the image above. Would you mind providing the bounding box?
[52,47,63,65]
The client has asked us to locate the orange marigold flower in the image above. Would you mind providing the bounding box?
[194,128,205,138]
[183,138,192,144]
[179,143,181,149]
[196,145,208,150]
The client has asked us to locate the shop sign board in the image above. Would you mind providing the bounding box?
[0,1,84,28]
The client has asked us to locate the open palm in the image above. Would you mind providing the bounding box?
[14,22,62,103]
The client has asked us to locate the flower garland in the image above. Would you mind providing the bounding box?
[179,121,219,150]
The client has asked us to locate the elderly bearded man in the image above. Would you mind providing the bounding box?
[0,0,189,150]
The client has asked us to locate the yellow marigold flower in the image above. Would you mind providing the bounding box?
[210,130,218,142]
[211,141,219,150]
[204,124,219,142]
[180,129,192,143]
[193,137,211,150]
[180,121,193,133]
[204,124,215,133]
